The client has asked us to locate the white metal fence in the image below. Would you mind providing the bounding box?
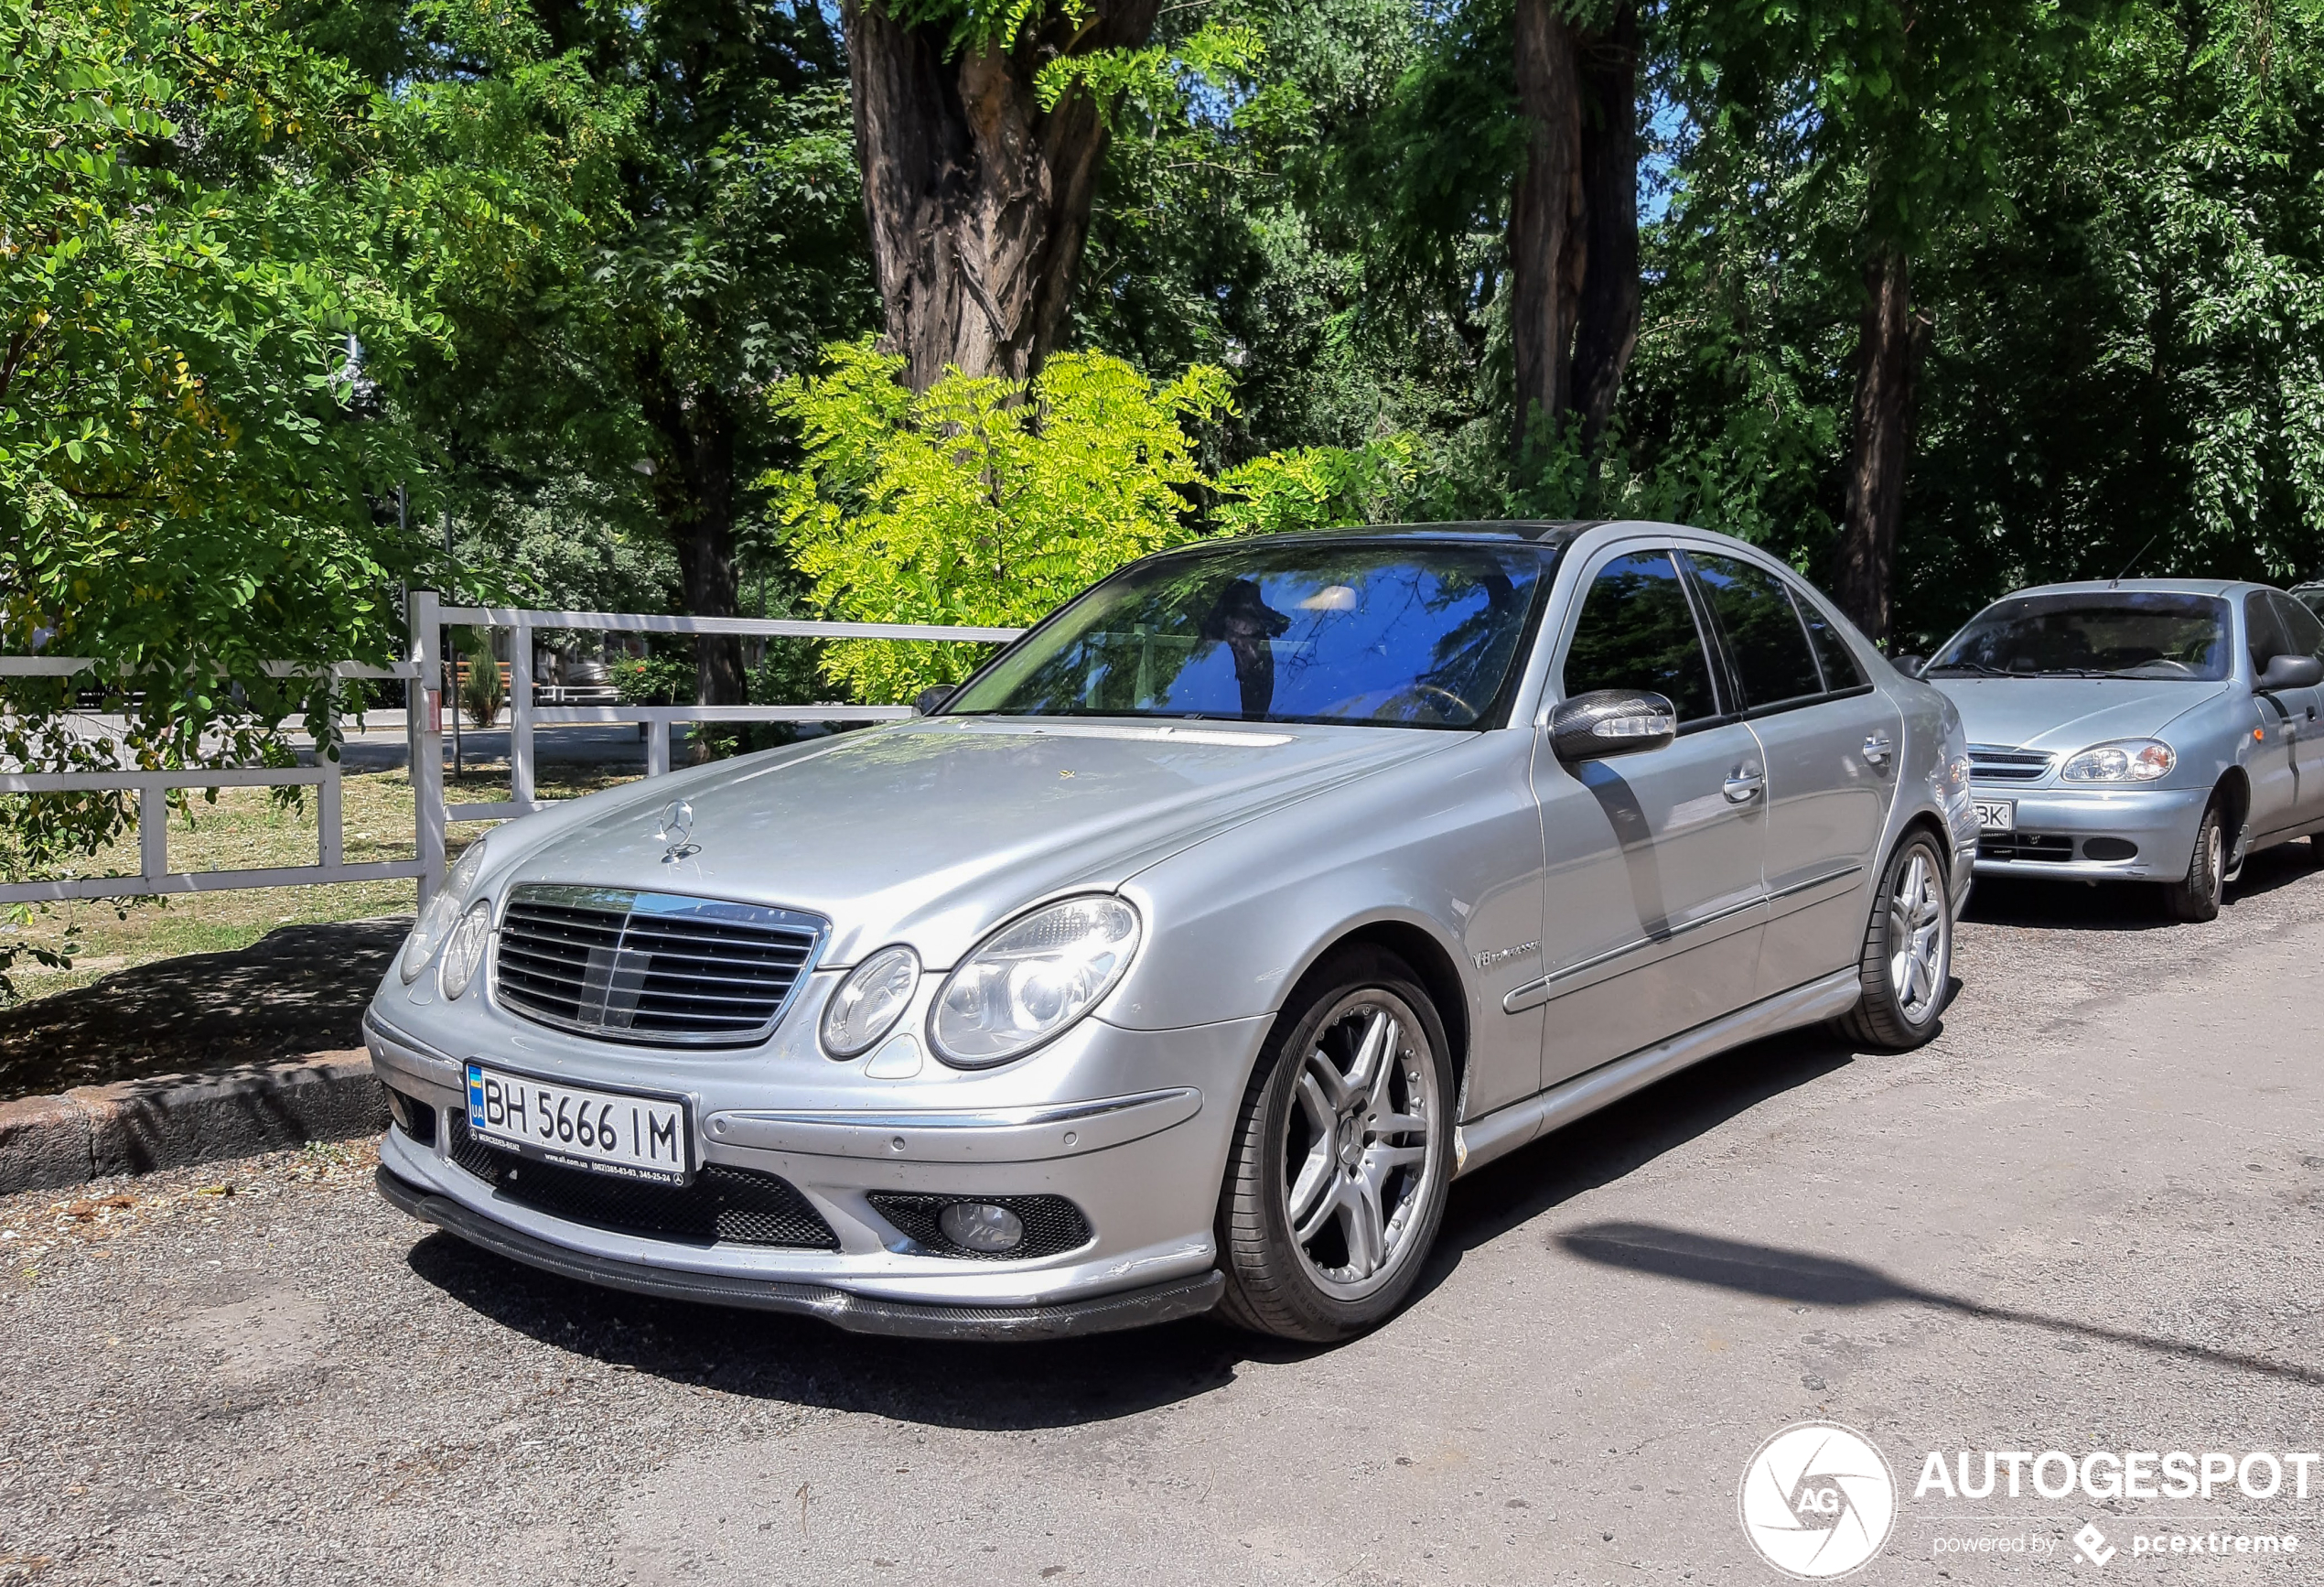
[1,591,1022,907]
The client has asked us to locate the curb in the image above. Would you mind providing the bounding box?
[0,1051,387,1197]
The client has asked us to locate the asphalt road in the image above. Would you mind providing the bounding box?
[5,850,2324,1587]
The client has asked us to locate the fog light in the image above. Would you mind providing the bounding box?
[938,1201,1025,1254]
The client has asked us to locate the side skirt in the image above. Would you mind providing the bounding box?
[1452,966,1862,1178]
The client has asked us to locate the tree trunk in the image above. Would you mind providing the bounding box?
[843,1,1162,391]
[1510,0,1585,458]
[1832,243,1926,645]
[1569,4,1641,453]
[640,362,748,707]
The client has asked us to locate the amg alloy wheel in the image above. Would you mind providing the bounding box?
[1214,949,1454,1342]
[1836,831,1953,1052]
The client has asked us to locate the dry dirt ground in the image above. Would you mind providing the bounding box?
[2,850,2322,1586]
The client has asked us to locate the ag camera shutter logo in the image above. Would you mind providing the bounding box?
[1738,1422,1899,1579]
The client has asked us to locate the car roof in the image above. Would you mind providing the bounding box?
[1999,578,2257,599]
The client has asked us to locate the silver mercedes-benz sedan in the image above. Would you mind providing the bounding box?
[1911,579,2324,920]
[368,520,1975,1343]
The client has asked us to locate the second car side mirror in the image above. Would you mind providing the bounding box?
[2256,653,2324,692]
[1890,654,1926,679]
[912,685,955,716]
[1549,690,1678,763]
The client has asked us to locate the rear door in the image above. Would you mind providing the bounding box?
[1528,545,1769,1090]
[1685,550,1902,996]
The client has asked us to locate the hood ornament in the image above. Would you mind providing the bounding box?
[656,799,699,863]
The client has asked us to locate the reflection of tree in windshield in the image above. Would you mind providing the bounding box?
[1929,593,2231,681]
[1200,578,1293,716]
[949,543,1547,728]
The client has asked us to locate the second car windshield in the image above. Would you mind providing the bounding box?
[945,540,1548,728]
[1926,591,2232,681]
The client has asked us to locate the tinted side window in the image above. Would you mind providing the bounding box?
[1690,552,1824,708]
[1563,552,1722,723]
[1794,592,1868,691]
[2245,593,2292,671]
[2266,591,2324,662]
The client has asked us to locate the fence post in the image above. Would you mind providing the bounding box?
[409,588,446,904]
[647,720,671,778]
[318,676,343,871]
[510,615,535,811]
[137,783,167,889]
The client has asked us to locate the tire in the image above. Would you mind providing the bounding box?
[2163,799,2227,923]
[1212,947,1457,1344]
[1834,830,1954,1053]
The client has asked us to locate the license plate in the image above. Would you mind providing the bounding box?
[465,1063,693,1186]
[1974,798,2016,833]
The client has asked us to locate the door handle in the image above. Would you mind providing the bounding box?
[1724,767,1764,803]
[1862,733,1893,766]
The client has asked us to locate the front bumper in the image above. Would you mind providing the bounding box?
[1968,783,2209,880]
[365,1007,1264,1329]
[376,1165,1224,1339]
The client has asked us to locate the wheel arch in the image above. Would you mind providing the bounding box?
[1274,917,1475,1115]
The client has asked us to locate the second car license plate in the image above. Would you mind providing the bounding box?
[1973,798,2016,833]
[465,1063,693,1185]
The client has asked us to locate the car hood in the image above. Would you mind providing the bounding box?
[488,718,1457,966]
[1927,677,2230,753]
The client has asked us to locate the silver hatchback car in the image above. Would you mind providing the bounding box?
[369,521,1975,1343]
[1912,580,2324,920]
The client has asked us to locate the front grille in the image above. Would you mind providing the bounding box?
[867,1193,1094,1260]
[1967,746,2052,782]
[447,1113,839,1248]
[1979,832,2074,862]
[494,884,825,1045]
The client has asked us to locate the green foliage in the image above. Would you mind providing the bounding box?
[766,342,1410,699]
[610,653,696,707]
[0,0,440,912]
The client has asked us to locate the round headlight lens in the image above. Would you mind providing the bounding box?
[820,945,920,1058]
[930,896,1140,1067]
[400,839,490,982]
[437,901,494,1000]
[2060,740,2176,783]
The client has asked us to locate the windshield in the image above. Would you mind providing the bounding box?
[1925,591,2233,681]
[945,539,1549,729]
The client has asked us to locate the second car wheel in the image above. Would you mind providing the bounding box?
[1213,948,1456,1344]
[1835,830,1953,1053]
[2163,799,2227,923]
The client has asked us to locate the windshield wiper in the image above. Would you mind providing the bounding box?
[1922,661,2008,676]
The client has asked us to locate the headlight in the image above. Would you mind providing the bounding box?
[1934,751,1972,801]
[821,945,920,1058]
[2060,740,2176,783]
[400,839,490,982]
[930,896,1140,1067]
[437,902,494,1000]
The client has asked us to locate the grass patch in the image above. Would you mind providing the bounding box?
[3,765,642,1005]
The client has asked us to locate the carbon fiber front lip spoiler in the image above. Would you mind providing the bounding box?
[375,1165,1223,1341]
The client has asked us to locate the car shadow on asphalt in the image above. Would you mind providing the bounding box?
[1964,839,2319,931]
[1552,1221,2324,1388]
[1407,1018,1871,1309]
[403,1227,1308,1431]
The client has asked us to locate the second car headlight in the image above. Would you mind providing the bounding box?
[821,945,920,1058]
[930,896,1141,1067]
[401,838,490,982]
[2060,740,2176,783]
[437,902,494,1000]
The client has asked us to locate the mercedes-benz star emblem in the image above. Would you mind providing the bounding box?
[657,798,699,863]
